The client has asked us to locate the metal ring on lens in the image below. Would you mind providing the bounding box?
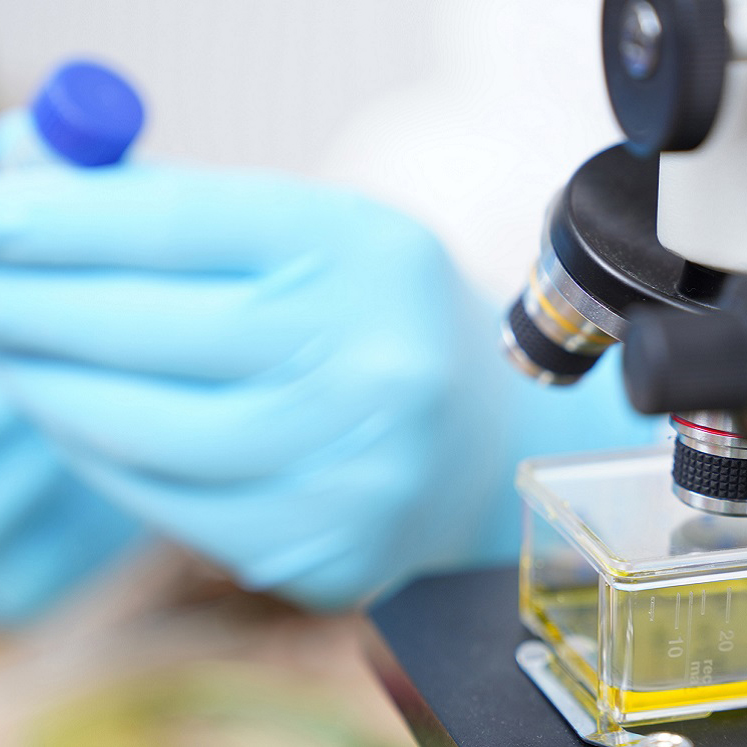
[536,210,629,342]
[525,259,616,355]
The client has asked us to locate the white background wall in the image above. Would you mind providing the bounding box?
[0,0,436,170]
[0,0,621,299]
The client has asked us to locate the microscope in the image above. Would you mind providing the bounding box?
[502,0,747,744]
[368,2,747,746]
[503,0,747,516]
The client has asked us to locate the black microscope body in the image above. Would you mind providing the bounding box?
[368,3,747,745]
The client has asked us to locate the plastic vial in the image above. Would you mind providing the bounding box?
[518,446,747,725]
[0,60,143,169]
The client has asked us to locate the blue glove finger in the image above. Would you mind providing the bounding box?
[47,390,504,609]
[0,166,376,270]
[0,213,454,388]
[0,269,315,379]
[0,353,436,482]
[56,446,365,596]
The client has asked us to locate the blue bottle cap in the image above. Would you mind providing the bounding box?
[31,60,144,167]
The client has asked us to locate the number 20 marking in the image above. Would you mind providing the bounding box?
[719,630,735,653]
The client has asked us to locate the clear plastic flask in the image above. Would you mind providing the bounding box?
[518,446,747,725]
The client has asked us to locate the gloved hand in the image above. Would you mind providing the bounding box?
[0,393,144,626]
[0,158,510,609]
[0,151,660,608]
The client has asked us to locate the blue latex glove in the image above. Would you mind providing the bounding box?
[0,393,144,626]
[0,156,660,608]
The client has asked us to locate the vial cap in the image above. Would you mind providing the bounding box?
[31,60,144,166]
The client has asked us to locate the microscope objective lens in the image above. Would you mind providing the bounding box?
[671,413,747,516]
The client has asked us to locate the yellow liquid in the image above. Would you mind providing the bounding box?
[604,680,747,715]
[522,579,747,722]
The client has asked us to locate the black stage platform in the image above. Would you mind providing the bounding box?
[367,567,746,746]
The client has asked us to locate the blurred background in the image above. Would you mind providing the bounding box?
[0,0,619,298]
[0,1,621,743]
